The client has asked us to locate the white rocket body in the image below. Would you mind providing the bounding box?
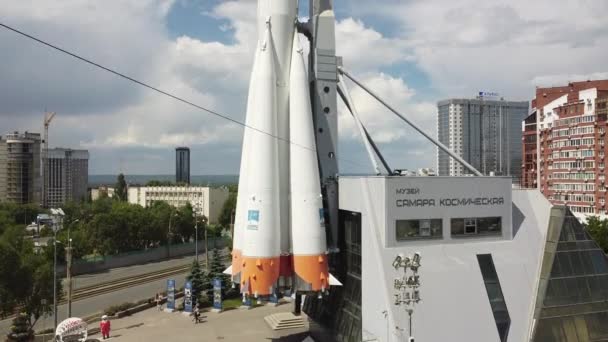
[240,24,281,297]
[228,0,333,297]
[258,0,298,282]
[289,35,330,292]
[230,49,260,284]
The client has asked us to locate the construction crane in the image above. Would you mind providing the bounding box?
[43,111,56,208]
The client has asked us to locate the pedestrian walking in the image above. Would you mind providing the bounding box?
[156,293,162,311]
[193,305,200,324]
[100,315,111,339]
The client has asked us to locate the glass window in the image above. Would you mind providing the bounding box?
[396,219,442,240]
[590,250,608,274]
[478,217,502,235]
[477,254,511,342]
[451,217,502,237]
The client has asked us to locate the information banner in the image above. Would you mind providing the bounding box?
[184,281,193,313]
[213,278,222,310]
[166,279,176,311]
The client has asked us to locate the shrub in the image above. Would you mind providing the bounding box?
[103,302,135,316]
[6,313,33,342]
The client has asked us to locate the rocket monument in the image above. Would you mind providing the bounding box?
[226,0,337,300]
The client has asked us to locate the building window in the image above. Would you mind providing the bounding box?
[396,219,442,240]
[477,254,511,342]
[451,217,502,237]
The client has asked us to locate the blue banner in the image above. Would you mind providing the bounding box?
[269,290,279,304]
[166,279,176,310]
[213,278,222,310]
[184,281,193,313]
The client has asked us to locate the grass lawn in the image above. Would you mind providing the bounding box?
[222,298,244,310]
[221,297,267,311]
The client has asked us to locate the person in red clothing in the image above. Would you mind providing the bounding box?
[100,315,111,339]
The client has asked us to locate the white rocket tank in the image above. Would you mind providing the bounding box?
[230,48,260,284]
[258,0,299,282]
[289,33,330,292]
[240,23,281,297]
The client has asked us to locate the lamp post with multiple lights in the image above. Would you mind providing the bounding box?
[392,252,421,342]
[50,208,65,332]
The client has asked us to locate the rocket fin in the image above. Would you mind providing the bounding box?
[223,265,233,276]
[329,273,343,286]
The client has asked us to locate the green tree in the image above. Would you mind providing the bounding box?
[217,192,236,231]
[0,241,59,329]
[6,313,33,342]
[115,173,128,201]
[186,260,211,307]
[174,204,195,243]
[0,242,25,317]
[208,248,230,296]
[586,216,608,253]
[20,252,60,328]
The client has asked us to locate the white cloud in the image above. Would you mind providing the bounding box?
[333,19,437,169]
[0,0,439,173]
[351,0,608,99]
[18,1,608,173]
[336,18,413,72]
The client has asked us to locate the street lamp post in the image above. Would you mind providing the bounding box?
[50,208,65,332]
[53,227,58,330]
[66,219,78,318]
[203,217,209,271]
[194,213,199,263]
[230,209,235,240]
[392,252,422,342]
[167,210,177,258]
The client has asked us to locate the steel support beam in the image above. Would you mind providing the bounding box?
[339,67,484,177]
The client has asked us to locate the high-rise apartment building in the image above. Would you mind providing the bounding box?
[175,147,190,184]
[522,80,608,220]
[437,97,529,182]
[45,148,89,207]
[1,132,41,204]
[521,112,538,188]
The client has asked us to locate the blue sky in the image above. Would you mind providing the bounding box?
[1,0,607,175]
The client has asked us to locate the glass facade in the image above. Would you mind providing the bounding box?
[533,211,608,341]
[305,210,362,342]
[477,254,511,342]
[396,219,442,240]
[175,147,190,184]
[451,217,502,237]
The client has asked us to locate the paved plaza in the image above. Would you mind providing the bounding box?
[86,303,311,342]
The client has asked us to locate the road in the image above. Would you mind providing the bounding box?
[0,252,217,336]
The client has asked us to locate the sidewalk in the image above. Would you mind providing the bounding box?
[87,303,311,342]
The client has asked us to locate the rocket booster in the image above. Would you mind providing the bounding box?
[258,0,298,282]
[240,23,281,297]
[227,0,333,298]
[289,34,330,292]
[230,48,260,285]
